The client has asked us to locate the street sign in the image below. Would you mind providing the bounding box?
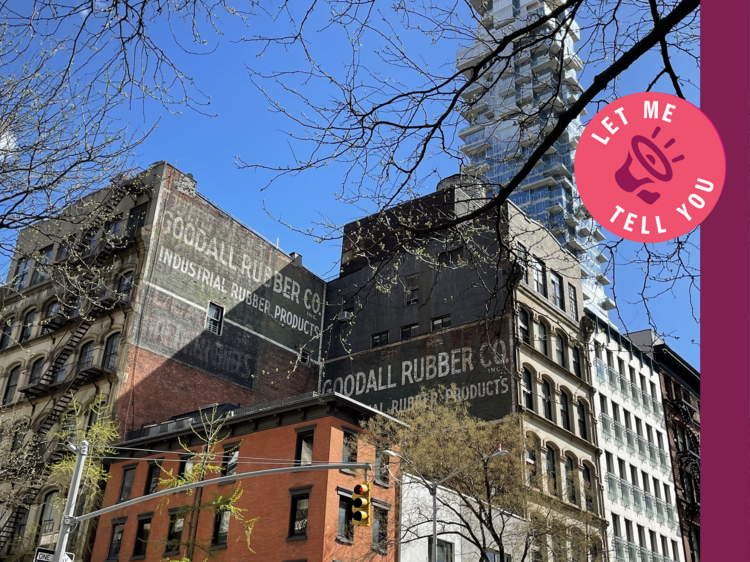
[34,548,74,562]
[34,548,55,562]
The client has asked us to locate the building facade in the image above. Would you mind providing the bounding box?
[0,163,325,558]
[90,393,397,562]
[588,318,686,562]
[456,0,613,320]
[627,330,700,562]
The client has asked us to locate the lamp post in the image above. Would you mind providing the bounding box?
[385,447,509,562]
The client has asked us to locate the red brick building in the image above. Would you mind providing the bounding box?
[90,393,398,562]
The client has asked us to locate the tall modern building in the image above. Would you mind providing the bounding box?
[457,0,614,320]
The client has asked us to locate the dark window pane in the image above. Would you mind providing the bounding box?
[133,518,151,556]
[119,468,136,501]
[108,523,126,558]
[290,496,309,537]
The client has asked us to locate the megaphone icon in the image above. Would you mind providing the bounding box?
[615,127,684,205]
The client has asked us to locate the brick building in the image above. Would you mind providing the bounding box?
[90,393,397,562]
[627,330,700,562]
[0,163,325,558]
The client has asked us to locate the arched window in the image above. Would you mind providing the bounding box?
[546,448,557,495]
[38,491,60,541]
[103,333,121,371]
[582,464,594,511]
[559,391,571,431]
[29,358,45,385]
[2,366,21,405]
[564,456,577,504]
[78,341,95,370]
[53,356,69,384]
[526,440,538,487]
[572,347,582,378]
[522,369,534,409]
[555,334,566,366]
[577,403,588,440]
[541,380,552,420]
[20,310,36,343]
[11,423,27,452]
[118,271,134,302]
[0,317,14,349]
[518,309,530,345]
[537,322,548,356]
[41,300,60,334]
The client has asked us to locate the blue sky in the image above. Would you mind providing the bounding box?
[122,4,700,368]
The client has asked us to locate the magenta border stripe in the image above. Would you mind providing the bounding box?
[702,0,750,559]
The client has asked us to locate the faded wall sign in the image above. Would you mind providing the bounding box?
[323,321,514,420]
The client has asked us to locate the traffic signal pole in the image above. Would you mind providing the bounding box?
[53,440,89,562]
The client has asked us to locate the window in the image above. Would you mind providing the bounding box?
[537,322,547,355]
[568,285,578,318]
[525,440,537,486]
[119,467,136,502]
[61,409,77,439]
[108,519,126,559]
[0,318,14,349]
[521,369,533,409]
[342,430,358,464]
[671,541,680,562]
[611,514,621,537]
[42,301,60,334]
[559,391,570,431]
[577,403,588,440]
[661,537,669,559]
[13,258,31,290]
[546,449,557,494]
[630,466,639,487]
[624,519,634,543]
[372,507,388,552]
[127,203,148,237]
[371,331,389,348]
[555,334,565,366]
[518,309,530,345]
[405,274,419,305]
[541,380,552,420]
[518,244,529,284]
[31,246,53,285]
[118,272,134,302]
[53,356,69,384]
[337,495,354,541]
[103,333,121,371]
[401,323,419,340]
[605,452,613,474]
[7,507,29,555]
[641,472,650,493]
[206,303,223,335]
[29,358,44,385]
[2,366,20,405]
[78,341,95,371]
[428,537,455,562]
[531,258,546,297]
[11,423,27,452]
[295,431,314,466]
[582,465,594,510]
[133,516,152,557]
[564,456,576,503]
[550,273,563,309]
[289,493,309,537]
[20,310,36,342]
[222,445,239,477]
[145,463,161,495]
[165,511,184,555]
[572,347,581,377]
[432,314,451,331]
[212,509,230,547]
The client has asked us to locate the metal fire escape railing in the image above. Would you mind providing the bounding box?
[0,181,146,552]
[666,395,700,522]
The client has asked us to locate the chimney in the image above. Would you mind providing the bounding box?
[290,252,303,266]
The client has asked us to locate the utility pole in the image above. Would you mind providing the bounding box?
[53,440,89,562]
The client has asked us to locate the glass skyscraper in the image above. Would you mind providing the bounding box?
[457,0,612,320]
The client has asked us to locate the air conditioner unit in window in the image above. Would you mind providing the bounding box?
[337,311,353,322]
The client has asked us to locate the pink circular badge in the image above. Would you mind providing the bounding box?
[574,92,725,243]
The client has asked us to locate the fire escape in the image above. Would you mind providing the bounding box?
[0,181,146,551]
[669,395,700,523]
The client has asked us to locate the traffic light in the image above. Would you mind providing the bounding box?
[352,481,371,526]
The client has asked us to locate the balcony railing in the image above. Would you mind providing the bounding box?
[601,414,612,440]
[619,375,629,395]
[642,390,652,412]
[614,421,625,446]
[637,437,648,461]
[607,472,619,501]
[644,492,655,518]
[658,449,669,469]
[595,358,607,383]
[632,486,644,513]
[619,478,632,508]
[652,398,663,417]
[630,383,641,405]
[655,499,666,523]
[607,366,618,390]
[648,443,659,466]
[626,429,636,454]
